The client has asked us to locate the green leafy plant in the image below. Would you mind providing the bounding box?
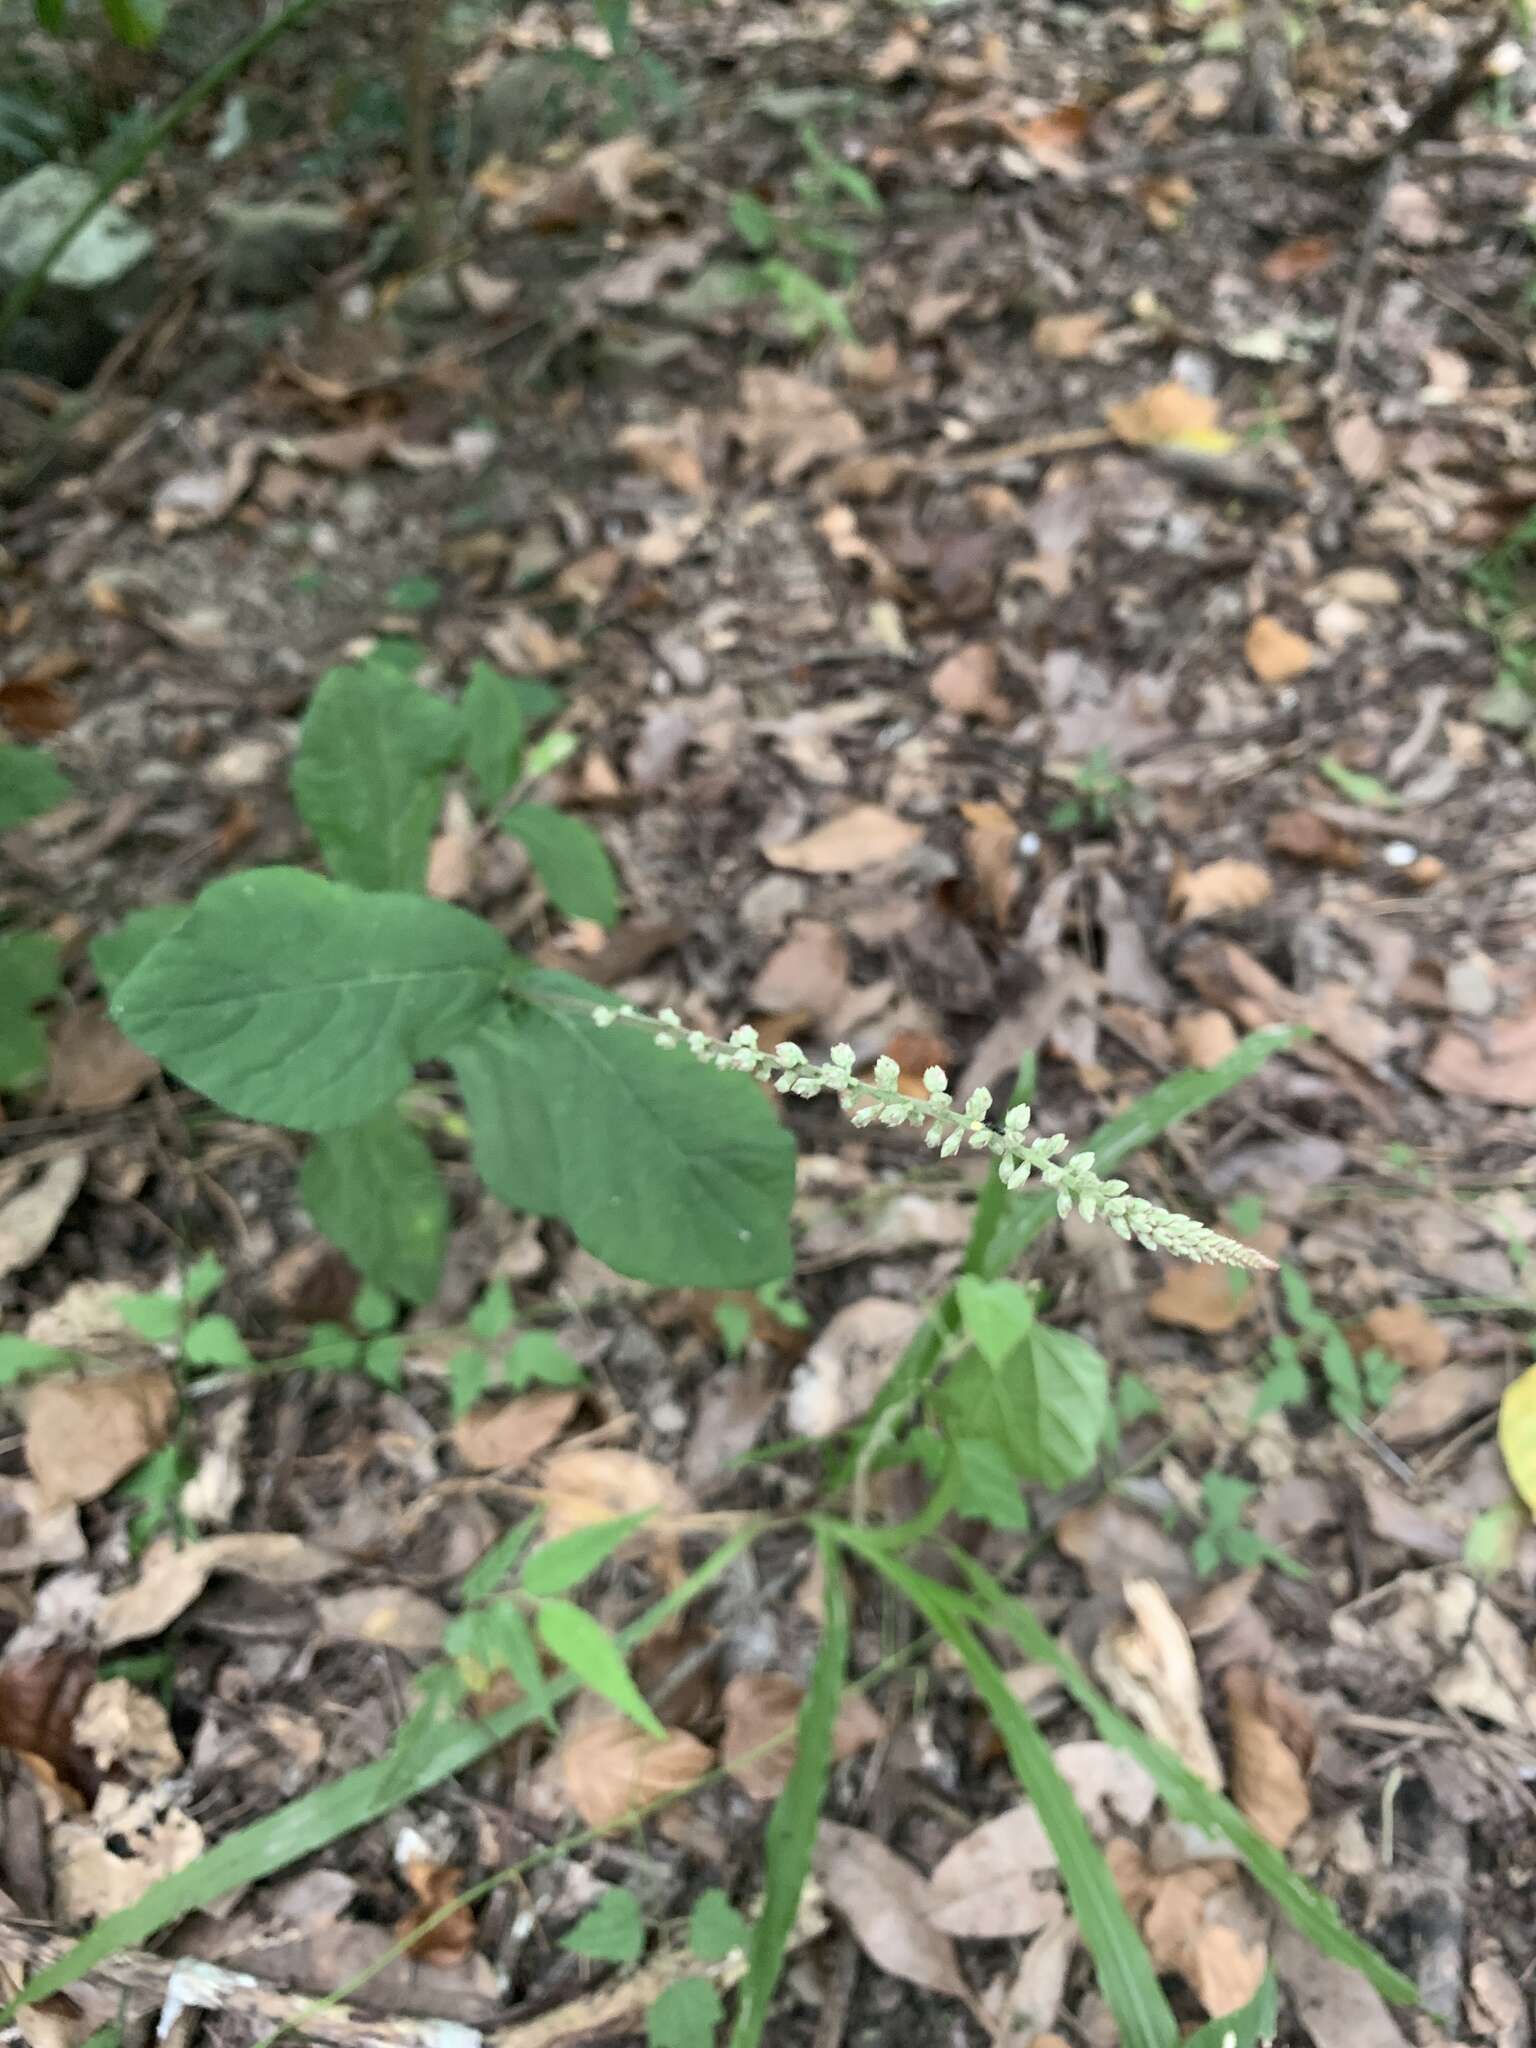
[1046,746,1147,834]
[724,120,881,341]
[1252,1264,1403,1424]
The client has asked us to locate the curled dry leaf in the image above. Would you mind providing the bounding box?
[1142,1865,1268,2016]
[0,1650,99,1805]
[1224,1666,1313,1848]
[999,1899,1076,2042]
[398,1856,478,1967]
[53,1794,204,1923]
[1333,1569,1536,1733]
[1093,1578,1223,1788]
[813,1822,971,2002]
[74,1677,181,1784]
[1172,1008,1239,1070]
[720,1671,885,1800]
[453,1389,581,1472]
[25,1368,177,1509]
[537,1446,691,1543]
[929,643,1010,724]
[1244,614,1315,686]
[1169,859,1273,923]
[1362,1301,1449,1376]
[763,804,923,875]
[1265,808,1363,868]
[0,1153,87,1281]
[613,416,710,499]
[0,1478,84,1573]
[960,798,1021,926]
[561,1715,713,1828]
[96,1532,343,1648]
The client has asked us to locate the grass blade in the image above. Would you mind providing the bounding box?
[5,1523,762,2018]
[948,1546,1416,2006]
[729,1523,847,2048]
[845,1529,1177,2048]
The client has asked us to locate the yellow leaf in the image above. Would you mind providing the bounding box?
[1497,1362,1536,1512]
[1104,381,1235,454]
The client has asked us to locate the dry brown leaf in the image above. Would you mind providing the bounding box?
[1262,235,1337,282]
[960,798,1020,926]
[45,1006,159,1113]
[999,1902,1076,2041]
[732,369,865,486]
[1172,1009,1239,1070]
[1424,1003,1536,1107]
[1332,412,1389,484]
[1273,1924,1411,2048]
[927,1805,1056,1938]
[0,1651,98,1805]
[397,1856,478,1966]
[786,1297,923,1439]
[906,290,972,341]
[868,27,923,81]
[26,1369,176,1509]
[929,643,1010,724]
[1334,1569,1536,1733]
[151,435,264,536]
[1142,1867,1268,2016]
[1093,1578,1223,1787]
[1225,1666,1313,1848]
[96,1532,342,1647]
[318,1586,447,1654]
[562,1716,712,1828]
[1170,859,1273,923]
[1146,1222,1281,1333]
[1031,310,1108,359]
[1105,382,1231,452]
[1362,1301,1449,1375]
[538,1446,690,1544]
[0,674,79,738]
[1021,102,1092,163]
[764,804,922,874]
[74,1678,180,1783]
[52,1796,204,1922]
[813,1822,970,2002]
[613,416,710,499]
[516,135,667,230]
[483,607,582,674]
[1264,808,1363,868]
[1244,614,1315,686]
[454,1390,580,1472]
[721,1672,884,1800]
[0,1153,86,1280]
[749,920,850,1020]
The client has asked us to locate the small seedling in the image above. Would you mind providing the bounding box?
[724,120,880,340]
[1046,747,1147,834]
[1251,1264,1403,1424]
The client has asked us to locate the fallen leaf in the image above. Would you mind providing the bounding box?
[318,1586,447,1654]
[813,1822,970,2002]
[26,1369,177,1508]
[1139,173,1194,231]
[0,1154,86,1279]
[880,1029,953,1100]
[457,261,519,314]
[927,1805,1057,1938]
[1245,614,1315,686]
[0,1651,98,1805]
[599,234,710,308]
[1056,1499,1196,1601]
[721,1672,884,1799]
[516,135,667,230]
[998,1902,1076,2040]
[538,1446,690,1543]
[1225,1666,1312,1848]
[0,1477,85,1572]
[1499,1361,1536,1512]
[1169,860,1273,923]
[53,1794,204,1922]
[732,369,865,485]
[1318,567,1401,607]
[1383,180,1446,249]
[1377,1363,1506,1447]
[868,27,923,81]
[1031,310,1107,359]
[0,674,79,738]
[483,606,582,674]
[562,1716,713,1828]
[45,1006,159,1113]
[1264,809,1363,868]
[1274,1923,1411,2048]
[454,1390,580,1472]
[930,643,1010,724]
[74,1677,181,1783]
[397,1855,477,1966]
[1105,382,1233,454]
[151,435,264,536]
[786,1297,924,1438]
[1021,102,1092,165]
[1146,1254,1266,1334]
[1332,1569,1536,1733]
[906,290,972,340]
[96,1532,342,1647]
[764,804,922,874]
[749,920,850,1020]
[1172,1009,1239,1070]
[1363,1302,1449,1375]
[1262,235,1336,282]
[1143,1866,1268,2015]
[1331,412,1389,484]
[1424,1003,1536,1107]
[1093,1578,1223,1787]
[613,416,711,498]
[959,799,1020,926]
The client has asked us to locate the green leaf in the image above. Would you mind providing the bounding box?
[298,1324,361,1372]
[116,1294,182,1343]
[0,1336,68,1383]
[949,1437,1030,1530]
[941,1320,1106,1487]
[100,0,165,45]
[689,1890,748,1963]
[521,1512,651,1596]
[450,1346,489,1418]
[364,1335,403,1389]
[1317,755,1400,810]
[369,638,429,673]
[503,805,619,928]
[2,1524,759,2021]
[182,1254,225,1307]
[469,1278,514,1340]
[89,907,187,996]
[948,1546,1416,2007]
[593,0,631,54]
[506,1331,583,1388]
[0,743,72,830]
[562,1887,644,1965]
[729,1526,845,2048]
[386,574,442,612]
[182,1315,251,1368]
[0,932,61,1089]
[1320,1326,1363,1423]
[1115,1374,1161,1425]
[452,978,794,1288]
[1252,1334,1308,1419]
[113,870,508,1133]
[848,1535,1177,2048]
[444,1599,550,1724]
[293,663,461,891]
[1279,1263,1326,1334]
[300,1107,448,1305]
[461,1513,541,1603]
[713,1302,752,1359]
[954,1275,1035,1365]
[650,1978,723,2048]
[1183,1974,1278,2048]
[535,1598,663,1736]
[462,660,525,808]
[729,191,778,251]
[353,1283,395,1334]
[35,0,68,31]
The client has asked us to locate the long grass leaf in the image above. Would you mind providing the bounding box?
[846,1530,1177,2048]
[729,1524,847,2048]
[948,1546,1416,2006]
[6,1523,762,2018]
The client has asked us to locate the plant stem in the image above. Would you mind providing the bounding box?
[0,0,330,360]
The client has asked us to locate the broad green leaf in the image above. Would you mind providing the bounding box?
[461,1513,541,1603]
[729,191,777,250]
[353,1284,395,1334]
[115,1294,181,1343]
[0,744,72,830]
[444,1600,549,1723]
[594,0,631,54]
[293,663,461,891]
[0,1336,68,1383]
[503,805,619,928]
[948,1547,1416,2007]
[468,1278,514,1340]
[563,1887,644,1964]
[113,870,508,1133]
[450,1346,489,1418]
[182,1315,251,1368]
[462,660,525,808]
[4,1525,760,2019]
[298,1325,361,1372]
[689,1890,747,1963]
[1252,1334,1308,1419]
[713,1302,752,1358]
[35,0,68,31]
[729,1526,845,2048]
[101,0,164,44]
[1183,1972,1277,2048]
[363,1335,403,1388]
[386,574,441,612]
[1320,1326,1362,1422]
[948,1437,1030,1530]
[649,1978,723,2048]
[954,1275,1035,1365]
[848,1535,1177,2048]
[940,1320,1105,1487]
[300,1107,447,1305]
[89,906,187,996]
[182,1254,225,1307]
[521,1512,651,1597]
[535,1598,663,1736]
[506,1331,583,1388]
[1465,1500,1526,1577]
[452,979,793,1288]
[0,931,61,1089]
